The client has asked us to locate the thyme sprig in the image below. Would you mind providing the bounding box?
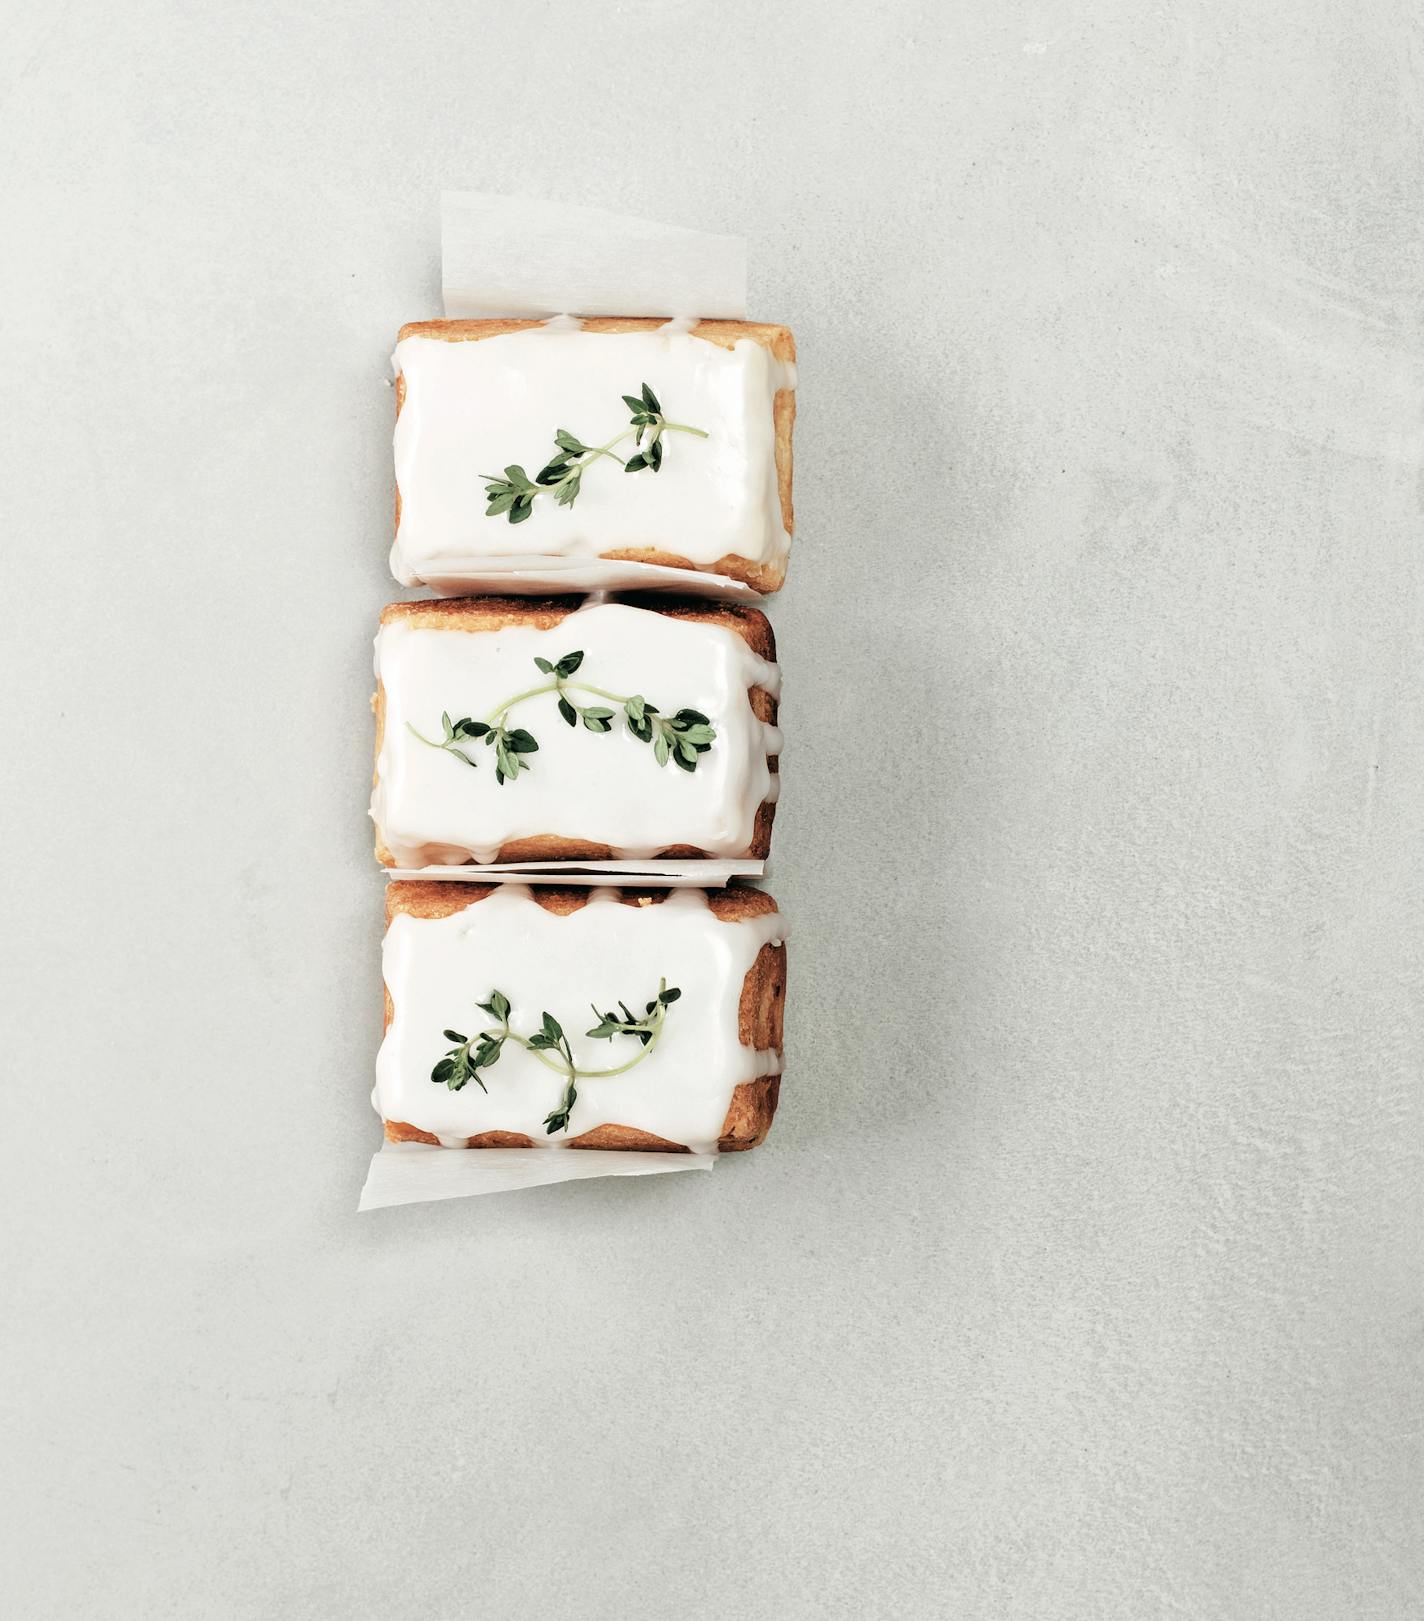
[432,990,512,1091]
[406,710,539,786]
[481,382,708,523]
[433,979,682,1136]
[587,984,681,1044]
[407,649,716,786]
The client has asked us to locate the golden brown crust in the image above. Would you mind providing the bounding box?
[566,1124,692,1153]
[393,319,795,592]
[372,596,778,868]
[381,882,783,1152]
[384,1121,536,1149]
[397,316,794,363]
[378,594,585,633]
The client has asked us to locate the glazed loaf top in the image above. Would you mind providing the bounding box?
[371,597,781,868]
[390,318,796,589]
[376,884,786,1152]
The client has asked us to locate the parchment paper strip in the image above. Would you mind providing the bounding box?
[385,860,767,887]
[359,1142,716,1211]
[441,191,746,319]
[403,553,764,601]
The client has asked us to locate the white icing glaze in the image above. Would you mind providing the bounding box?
[372,602,781,867]
[391,327,795,583]
[375,887,786,1152]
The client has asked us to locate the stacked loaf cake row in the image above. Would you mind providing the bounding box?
[372,318,795,1155]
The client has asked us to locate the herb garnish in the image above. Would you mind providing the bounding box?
[482,383,708,523]
[404,711,539,784]
[433,979,682,1135]
[408,649,716,785]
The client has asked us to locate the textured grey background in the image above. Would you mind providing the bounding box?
[1,2,1421,1617]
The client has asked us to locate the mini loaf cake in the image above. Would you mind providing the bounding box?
[390,317,797,593]
[370,596,781,868]
[377,883,787,1152]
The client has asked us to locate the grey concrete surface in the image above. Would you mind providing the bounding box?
[1,2,1421,1617]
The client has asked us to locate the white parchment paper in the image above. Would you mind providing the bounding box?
[407,554,764,602]
[386,860,767,888]
[359,1143,716,1212]
[441,191,746,319]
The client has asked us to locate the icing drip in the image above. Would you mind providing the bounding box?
[376,887,785,1153]
[372,603,781,867]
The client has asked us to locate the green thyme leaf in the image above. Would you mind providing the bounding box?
[543,1079,577,1135]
